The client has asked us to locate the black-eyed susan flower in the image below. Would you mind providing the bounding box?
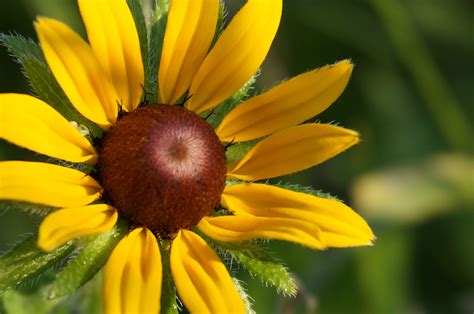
[0,0,375,312]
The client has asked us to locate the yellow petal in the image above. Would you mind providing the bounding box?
[0,161,101,207]
[0,93,97,164]
[217,60,354,142]
[222,183,375,247]
[170,230,245,313]
[35,18,118,128]
[103,227,162,314]
[198,215,325,250]
[186,0,282,113]
[227,124,360,181]
[159,0,219,104]
[38,204,117,252]
[79,0,144,112]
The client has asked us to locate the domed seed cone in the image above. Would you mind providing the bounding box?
[99,105,226,237]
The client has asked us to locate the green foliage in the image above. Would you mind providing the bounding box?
[146,0,170,101]
[45,221,128,299]
[219,241,297,297]
[356,228,411,314]
[3,287,57,314]
[159,240,179,314]
[0,34,102,138]
[0,235,75,297]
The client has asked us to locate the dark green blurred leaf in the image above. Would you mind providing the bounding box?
[45,221,127,299]
[0,34,101,138]
[0,235,74,297]
[356,228,411,314]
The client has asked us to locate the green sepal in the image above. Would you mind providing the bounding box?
[210,1,227,49]
[205,73,258,129]
[159,240,179,314]
[0,200,54,216]
[272,183,341,200]
[48,159,96,175]
[127,0,148,103]
[147,0,170,101]
[45,220,128,300]
[225,139,260,164]
[0,34,102,138]
[219,241,297,297]
[232,277,255,314]
[0,235,75,297]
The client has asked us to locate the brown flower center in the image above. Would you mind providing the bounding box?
[98,104,226,238]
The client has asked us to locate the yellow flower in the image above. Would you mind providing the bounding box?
[0,0,375,313]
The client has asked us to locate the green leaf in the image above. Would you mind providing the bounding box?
[272,183,341,201]
[205,73,258,129]
[218,241,297,297]
[159,240,179,314]
[146,0,170,101]
[0,235,75,297]
[47,275,103,314]
[0,200,54,216]
[0,34,102,138]
[127,0,148,102]
[45,221,128,299]
[2,287,58,314]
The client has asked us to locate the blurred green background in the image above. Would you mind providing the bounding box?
[1,0,473,313]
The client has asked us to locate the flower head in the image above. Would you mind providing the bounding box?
[0,0,375,312]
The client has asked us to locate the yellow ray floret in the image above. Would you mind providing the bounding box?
[227,124,360,181]
[217,60,354,142]
[222,183,375,247]
[35,18,118,128]
[0,161,101,208]
[38,204,117,252]
[103,228,162,314]
[78,0,144,112]
[186,0,282,113]
[0,93,97,164]
[170,229,246,313]
[199,215,325,250]
[159,0,219,104]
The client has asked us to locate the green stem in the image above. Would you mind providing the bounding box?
[371,0,472,152]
